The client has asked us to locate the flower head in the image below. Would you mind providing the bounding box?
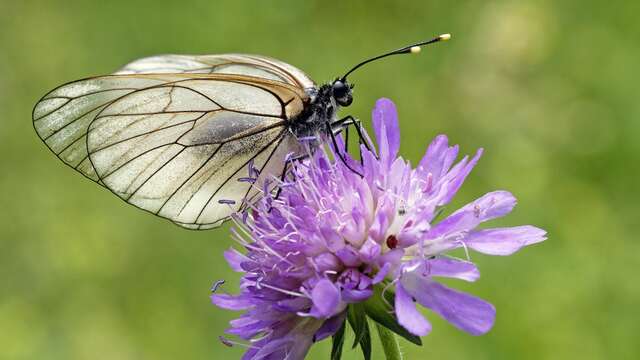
[212,98,546,359]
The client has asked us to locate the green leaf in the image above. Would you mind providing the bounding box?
[359,320,372,360]
[347,304,372,360]
[362,285,423,346]
[347,304,368,349]
[376,323,403,360]
[331,321,346,360]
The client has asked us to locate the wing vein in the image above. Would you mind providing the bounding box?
[126,146,188,200]
[89,113,202,154]
[102,142,185,180]
[239,133,288,209]
[156,144,224,215]
[34,88,139,122]
[194,129,286,224]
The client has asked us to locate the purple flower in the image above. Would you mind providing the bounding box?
[212,98,546,359]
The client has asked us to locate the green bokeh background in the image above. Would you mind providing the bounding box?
[1,1,638,359]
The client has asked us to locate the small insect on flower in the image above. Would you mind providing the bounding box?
[211,99,547,360]
[32,34,451,230]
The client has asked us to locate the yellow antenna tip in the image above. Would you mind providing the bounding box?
[439,33,452,41]
[410,46,422,54]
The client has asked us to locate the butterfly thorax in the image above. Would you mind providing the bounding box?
[289,84,340,140]
[290,75,354,142]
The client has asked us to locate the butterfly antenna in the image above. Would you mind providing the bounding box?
[340,33,451,81]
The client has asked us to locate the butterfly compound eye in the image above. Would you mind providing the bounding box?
[332,80,353,107]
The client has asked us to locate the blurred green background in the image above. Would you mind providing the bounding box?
[1,0,638,359]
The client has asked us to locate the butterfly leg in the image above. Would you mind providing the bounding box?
[326,121,363,177]
[273,152,308,201]
[344,123,350,153]
[331,114,359,127]
[331,115,373,153]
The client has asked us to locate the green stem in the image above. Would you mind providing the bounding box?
[375,323,403,360]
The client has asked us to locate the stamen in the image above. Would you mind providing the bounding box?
[253,280,307,298]
[229,216,254,242]
[210,280,225,293]
[297,135,317,142]
[218,336,258,349]
[237,177,257,183]
[386,235,399,249]
[249,330,274,343]
[284,152,293,163]
[421,258,432,277]
[457,239,472,262]
[381,279,398,311]
[219,336,234,347]
[247,159,261,178]
[423,173,433,193]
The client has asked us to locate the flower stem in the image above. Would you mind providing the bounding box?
[375,323,403,360]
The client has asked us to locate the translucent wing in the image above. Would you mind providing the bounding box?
[33,74,184,181]
[34,71,309,229]
[116,54,316,89]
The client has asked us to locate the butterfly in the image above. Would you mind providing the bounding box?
[32,34,450,230]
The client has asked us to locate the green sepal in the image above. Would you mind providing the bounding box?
[362,285,423,346]
[331,320,346,360]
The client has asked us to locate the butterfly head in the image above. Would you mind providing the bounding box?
[331,79,354,107]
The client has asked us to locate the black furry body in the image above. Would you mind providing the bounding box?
[288,83,340,140]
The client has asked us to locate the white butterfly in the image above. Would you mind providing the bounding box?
[32,35,450,230]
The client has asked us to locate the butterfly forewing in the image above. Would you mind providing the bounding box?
[34,55,314,229]
[86,76,303,229]
[33,75,180,181]
[116,54,315,89]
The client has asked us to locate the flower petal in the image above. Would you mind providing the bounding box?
[358,238,381,263]
[313,253,343,273]
[465,225,547,255]
[429,191,517,238]
[368,194,395,242]
[428,258,480,282]
[211,294,254,310]
[361,144,380,185]
[439,148,483,205]
[331,133,363,174]
[372,98,400,164]
[372,262,391,284]
[310,279,341,318]
[463,190,517,222]
[401,270,495,335]
[313,312,346,342]
[320,226,345,252]
[418,135,460,183]
[224,248,248,272]
[275,297,312,312]
[395,283,432,336]
[342,288,373,303]
[377,249,404,269]
[335,246,361,267]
